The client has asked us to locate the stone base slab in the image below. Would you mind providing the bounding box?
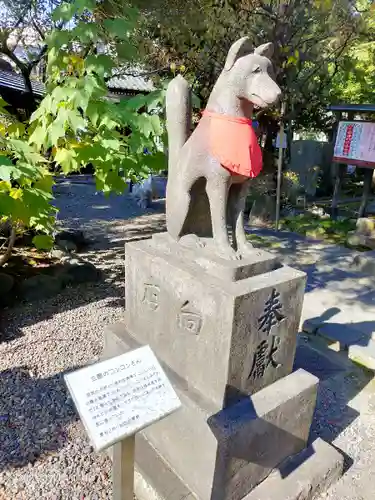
[125,237,306,405]
[132,434,343,500]
[103,323,320,500]
[151,232,280,282]
[244,437,343,500]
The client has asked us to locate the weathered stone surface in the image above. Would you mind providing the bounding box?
[125,237,306,406]
[130,436,342,500]
[245,438,343,500]
[19,274,62,301]
[152,232,280,282]
[349,341,375,370]
[103,324,318,500]
[165,40,281,259]
[207,368,319,500]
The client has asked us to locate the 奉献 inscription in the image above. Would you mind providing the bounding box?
[142,283,160,311]
[64,346,181,451]
[258,288,285,335]
[248,335,281,380]
[178,300,203,334]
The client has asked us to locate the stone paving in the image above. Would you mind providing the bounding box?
[246,226,375,499]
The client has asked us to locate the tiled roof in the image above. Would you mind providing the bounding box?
[0,69,45,96]
[0,68,155,95]
[107,72,155,92]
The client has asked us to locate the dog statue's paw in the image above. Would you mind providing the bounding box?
[216,245,242,261]
[179,234,206,249]
[237,241,258,259]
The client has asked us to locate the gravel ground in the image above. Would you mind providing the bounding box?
[0,182,165,499]
[1,181,375,499]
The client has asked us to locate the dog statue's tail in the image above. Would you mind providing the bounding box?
[166,75,191,175]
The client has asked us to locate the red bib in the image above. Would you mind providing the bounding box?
[203,110,263,178]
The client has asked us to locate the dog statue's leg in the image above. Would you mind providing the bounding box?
[233,179,253,256]
[206,176,238,259]
[166,184,191,241]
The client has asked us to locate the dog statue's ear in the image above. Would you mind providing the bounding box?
[254,42,274,59]
[224,37,253,71]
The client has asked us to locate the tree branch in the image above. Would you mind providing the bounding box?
[28,44,48,71]
[32,19,46,41]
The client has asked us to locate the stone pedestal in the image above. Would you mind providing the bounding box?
[103,233,343,500]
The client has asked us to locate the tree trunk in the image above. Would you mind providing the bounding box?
[0,224,16,267]
[21,69,37,118]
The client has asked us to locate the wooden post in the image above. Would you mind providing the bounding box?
[275,102,286,231]
[330,111,343,220]
[113,436,135,500]
[331,164,343,220]
[358,168,373,219]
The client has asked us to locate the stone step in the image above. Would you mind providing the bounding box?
[302,319,375,371]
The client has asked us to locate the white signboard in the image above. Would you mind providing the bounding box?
[334,121,375,167]
[64,346,181,452]
[276,131,287,149]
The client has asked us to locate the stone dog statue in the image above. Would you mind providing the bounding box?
[165,37,282,259]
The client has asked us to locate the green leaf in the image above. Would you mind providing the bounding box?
[103,170,127,193]
[52,2,76,22]
[149,115,163,136]
[103,19,134,39]
[33,234,54,250]
[34,175,54,192]
[102,138,123,150]
[0,157,15,181]
[72,23,100,44]
[29,124,48,148]
[115,41,137,60]
[48,117,66,146]
[124,94,149,111]
[67,111,86,133]
[0,97,10,114]
[192,91,201,109]
[7,122,26,138]
[54,148,78,173]
[85,55,114,78]
[142,151,167,171]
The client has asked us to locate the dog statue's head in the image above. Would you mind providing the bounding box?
[213,37,282,110]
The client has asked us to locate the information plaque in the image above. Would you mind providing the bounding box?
[65,345,181,451]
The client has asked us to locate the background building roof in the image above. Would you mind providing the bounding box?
[0,67,155,98]
[0,69,45,97]
[107,72,155,93]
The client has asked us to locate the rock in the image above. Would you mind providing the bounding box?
[55,230,90,251]
[309,205,325,216]
[56,239,78,253]
[0,272,15,296]
[347,231,364,247]
[19,274,62,301]
[50,248,66,260]
[351,254,375,274]
[61,262,100,284]
[356,217,374,236]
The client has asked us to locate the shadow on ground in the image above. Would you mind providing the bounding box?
[247,227,375,307]
[1,210,166,344]
[0,366,78,471]
[294,336,371,472]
